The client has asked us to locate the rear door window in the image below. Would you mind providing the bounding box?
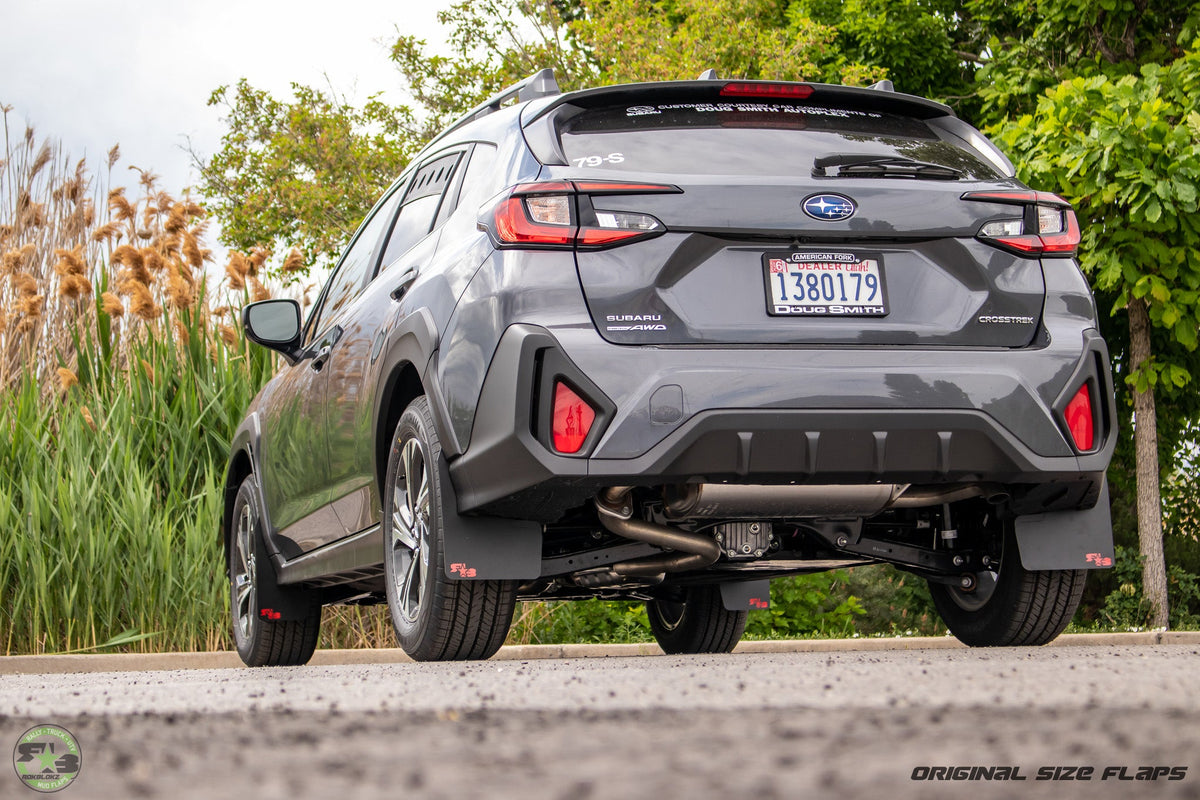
[379,151,462,268]
[557,101,999,180]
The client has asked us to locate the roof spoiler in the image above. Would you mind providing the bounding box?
[426,68,562,150]
[523,78,955,127]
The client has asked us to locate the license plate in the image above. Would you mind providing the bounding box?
[764,251,888,317]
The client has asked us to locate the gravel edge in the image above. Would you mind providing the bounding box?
[2,631,1196,674]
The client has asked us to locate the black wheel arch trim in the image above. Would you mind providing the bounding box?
[371,306,461,459]
[223,415,278,561]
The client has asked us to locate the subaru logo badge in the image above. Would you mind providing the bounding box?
[802,194,856,221]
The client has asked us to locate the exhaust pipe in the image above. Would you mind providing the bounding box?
[582,482,1007,585]
[887,484,1007,508]
[594,487,721,578]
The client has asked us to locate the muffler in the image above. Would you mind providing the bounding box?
[663,482,1004,519]
[664,483,903,519]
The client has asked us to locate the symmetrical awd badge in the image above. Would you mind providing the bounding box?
[803,193,856,221]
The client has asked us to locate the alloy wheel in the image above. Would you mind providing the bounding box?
[390,437,431,625]
[232,503,256,640]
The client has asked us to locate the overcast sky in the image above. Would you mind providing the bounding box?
[1,0,454,196]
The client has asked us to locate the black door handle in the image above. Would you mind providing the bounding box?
[310,345,332,371]
[391,269,418,301]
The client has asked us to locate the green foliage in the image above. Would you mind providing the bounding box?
[573,0,881,85]
[0,309,272,654]
[837,565,944,635]
[391,0,595,133]
[792,0,982,102]
[200,80,420,269]
[512,599,654,644]
[510,566,944,646]
[968,0,1198,123]
[1098,545,1200,629]
[744,572,865,638]
[997,49,1200,387]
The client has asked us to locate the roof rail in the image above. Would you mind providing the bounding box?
[430,68,561,146]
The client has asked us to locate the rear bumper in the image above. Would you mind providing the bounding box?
[447,324,1115,521]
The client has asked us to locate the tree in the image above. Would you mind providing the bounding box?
[199,2,587,268]
[198,80,421,270]
[790,0,986,104]
[989,5,1200,627]
[390,0,594,134]
[572,0,869,85]
[969,0,1194,121]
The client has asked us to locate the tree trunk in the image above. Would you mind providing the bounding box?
[1127,297,1169,628]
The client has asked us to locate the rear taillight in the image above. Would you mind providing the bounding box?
[1064,383,1095,451]
[552,381,595,454]
[492,193,574,246]
[720,82,814,100]
[964,190,1081,257]
[481,180,677,250]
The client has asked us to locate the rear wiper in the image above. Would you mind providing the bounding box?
[813,154,962,180]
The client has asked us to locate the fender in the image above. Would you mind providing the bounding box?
[372,307,461,459]
[223,413,280,558]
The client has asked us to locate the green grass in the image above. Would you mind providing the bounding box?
[0,306,268,655]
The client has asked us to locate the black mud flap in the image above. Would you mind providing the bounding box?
[438,456,543,579]
[257,538,318,622]
[1014,479,1114,570]
[719,579,771,611]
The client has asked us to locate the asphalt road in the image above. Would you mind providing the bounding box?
[2,645,1198,799]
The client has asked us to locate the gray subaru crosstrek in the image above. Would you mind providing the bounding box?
[224,70,1116,665]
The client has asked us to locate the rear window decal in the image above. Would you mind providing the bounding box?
[571,153,625,168]
[625,102,881,119]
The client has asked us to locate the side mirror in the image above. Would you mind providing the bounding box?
[242,299,303,363]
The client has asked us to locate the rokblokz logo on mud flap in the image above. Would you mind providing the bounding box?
[13,724,82,793]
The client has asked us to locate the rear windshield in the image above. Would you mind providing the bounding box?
[557,101,999,180]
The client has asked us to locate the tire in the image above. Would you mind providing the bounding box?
[647,585,747,654]
[929,523,1087,647]
[229,477,321,667]
[383,395,518,661]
